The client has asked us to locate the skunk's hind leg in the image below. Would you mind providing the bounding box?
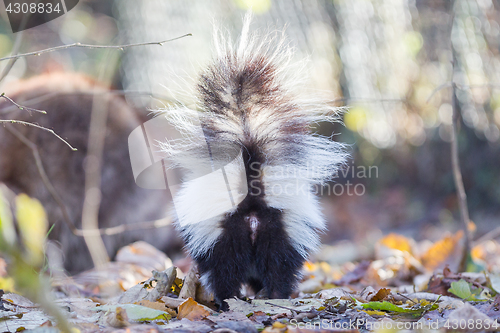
[196,213,254,311]
[254,208,304,299]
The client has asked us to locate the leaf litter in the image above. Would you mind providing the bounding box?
[1,232,500,332]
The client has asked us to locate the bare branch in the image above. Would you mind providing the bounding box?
[328,97,405,105]
[0,34,192,63]
[426,82,452,103]
[459,83,500,90]
[0,119,76,151]
[0,93,47,114]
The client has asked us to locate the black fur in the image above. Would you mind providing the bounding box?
[190,145,304,310]
[194,195,303,310]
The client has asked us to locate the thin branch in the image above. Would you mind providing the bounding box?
[5,125,79,235]
[0,34,192,62]
[0,119,76,151]
[427,82,500,103]
[426,82,452,103]
[328,97,405,105]
[463,83,500,89]
[0,93,47,114]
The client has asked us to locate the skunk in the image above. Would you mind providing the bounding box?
[160,15,347,310]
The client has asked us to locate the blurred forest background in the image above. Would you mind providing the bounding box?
[0,0,499,262]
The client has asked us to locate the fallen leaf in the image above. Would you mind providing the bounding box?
[447,303,493,331]
[370,288,391,301]
[420,231,464,272]
[362,309,387,316]
[106,306,129,328]
[177,297,212,321]
[361,300,438,315]
[490,274,500,294]
[378,233,413,254]
[135,300,171,313]
[448,279,488,301]
[96,304,171,322]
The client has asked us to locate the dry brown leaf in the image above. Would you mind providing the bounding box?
[179,264,199,300]
[177,297,212,321]
[135,299,168,311]
[161,296,184,309]
[106,306,130,328]
[370,288,391,301]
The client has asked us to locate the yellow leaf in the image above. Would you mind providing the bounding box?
[15,194,48,266]
[362,309,387,316]
[378,233,412,254]
[421,231,464,271]
[303,261,316,272]
[0,277,15,292]
[272,321,287,328]
[319,262,332,273]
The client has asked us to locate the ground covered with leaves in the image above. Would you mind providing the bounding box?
[1,228,500,333]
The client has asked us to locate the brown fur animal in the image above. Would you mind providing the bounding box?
[0,72,177,273]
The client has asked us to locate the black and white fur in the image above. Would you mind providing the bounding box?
[160,15,347,310]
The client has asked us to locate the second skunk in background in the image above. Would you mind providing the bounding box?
[162,14,347,310]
